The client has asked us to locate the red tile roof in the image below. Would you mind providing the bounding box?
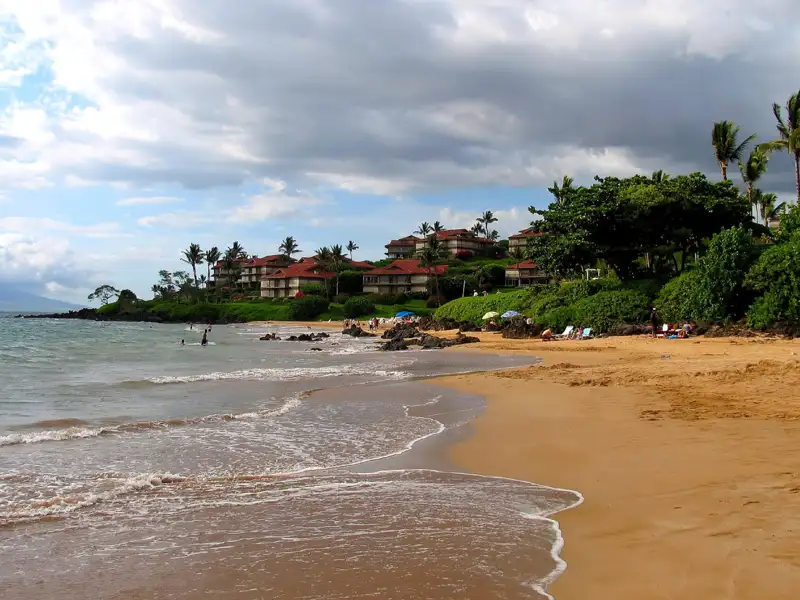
[385,235,421,247]
[263,259,334,280]
[431,229,493,243]
[246,254,286,267]
[364,259,448,276]
[506,260,539,270]
[509,227,543,239]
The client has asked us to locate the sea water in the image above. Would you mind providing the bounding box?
[0,313,580,599]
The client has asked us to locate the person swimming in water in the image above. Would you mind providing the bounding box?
[201,330,208,346]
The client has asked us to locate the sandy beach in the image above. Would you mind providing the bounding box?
[437,333,800,599]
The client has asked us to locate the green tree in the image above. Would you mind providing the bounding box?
[279,236,301,261]
[738,148,770,222]
[711,120,755,181]
[759,89,800,203]
[330,244,346,296]
[181,243,204,289]
[204,246,221,283]
[419,234,445,304]
[432,221,445,233]
[751,190,784,227]
[88,285,120,305]
[346,240,359,260]
[415,222,432,237]
[476,210,498,238]
[746,232,800,328]
[547,175,574,204]
[314,246,334,297]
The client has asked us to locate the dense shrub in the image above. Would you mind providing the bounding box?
[567,290,650,333]
[745,234,800,328]
[342,296,375,318]
[367,293,406,305]
[337,270,365,295]
[455,250,473,260]
[288,296,330,320]
[476,264,507,289]
[655,270,702,324]
[538,306,575,332]
[333,293,351,304]
[433,290,533,324]
[484,246,506,259]
[426,295,446,309]
[301,282,327,296]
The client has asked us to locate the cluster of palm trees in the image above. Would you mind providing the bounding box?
[711,88,800,224]
[171,236,363,300]
[413,211,501,241]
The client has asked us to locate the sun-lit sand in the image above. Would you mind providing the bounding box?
[436,332,800,599]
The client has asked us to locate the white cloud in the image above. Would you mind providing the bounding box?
[0,0,796,195]
[0,216,126,238]
[117,195,184,206]
[227,180,326,223]
[137,211,211,228]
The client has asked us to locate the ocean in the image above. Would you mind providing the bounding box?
[0,312,581,599]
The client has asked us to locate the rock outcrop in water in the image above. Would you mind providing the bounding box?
[381,324,422,340]
[286,332,330,342]
[259,333,281,341]
[379,332,480,351]
[342,326,376,338]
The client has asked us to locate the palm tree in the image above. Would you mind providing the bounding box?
[651,170,670,183]
[470,223,484,236]
[314,246,333,296]
[752,189,785,227]
[223,245,244,295]
[151,284,162,299]
[330,244,346,295]
[712,120,756,181]
[346,240,359,260]
[487,230,500,242]
[432,221,445,233]
[204,246,221,283]
[181,243,204,289]
[548,176,574,204]
[760,89,800,203]
[739,148,770,221]
[226,241,245,259]
[415,222,432,237]
[279,236,301,261]
[419,235,445,305]
[476,210,498,238]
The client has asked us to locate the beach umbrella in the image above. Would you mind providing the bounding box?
[482,311,500,320]
[501,310,522,318]
[395,311,415,318]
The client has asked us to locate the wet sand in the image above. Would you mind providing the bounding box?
[438,333,800,600]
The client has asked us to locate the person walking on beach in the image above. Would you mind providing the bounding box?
[650,308,659,338]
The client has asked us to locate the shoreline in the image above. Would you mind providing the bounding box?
[434,333,800,599]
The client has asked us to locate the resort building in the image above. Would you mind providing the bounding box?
[385,236,422,259]
[413,229,495,257]
[213,255,290,289]
[504,260,549,287]
[508,227,543,251]
[260,256,374,298]
[363,259,448,295]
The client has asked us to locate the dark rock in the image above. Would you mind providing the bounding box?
[342,326,376,338]
[501,318,542,339]
[379,338,410,351]
[310,347,323,352]
[259,333,280,341]
[381,324,422,340]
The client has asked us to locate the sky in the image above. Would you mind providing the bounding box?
[0,0,798,304]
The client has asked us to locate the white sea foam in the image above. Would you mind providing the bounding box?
[146,362,411,384]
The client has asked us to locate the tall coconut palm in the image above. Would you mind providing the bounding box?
[204,246,221,283]
[476,210,498,238]
[470,223,484,236]
[346,240,359,260]
[415,222,432,237]
[760,89,800,203]
[548,175,575,204]
[432,221,445,233]
[712,120,756,181]
[224,243,245,294]
[279,236,301,261]
[181,243,204,289]
[651,170,670,183]
[314,246,333,296]
[739,147,770,222]
[226,241,245,259]
[419,235,445,305]
[751,189,785,227]
[330,244,346,295]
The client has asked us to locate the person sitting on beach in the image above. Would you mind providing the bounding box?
[541,328,552,341]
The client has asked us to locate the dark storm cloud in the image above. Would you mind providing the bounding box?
[26,0,800,192]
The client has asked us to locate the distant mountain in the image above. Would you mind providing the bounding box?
[0,287,86,313]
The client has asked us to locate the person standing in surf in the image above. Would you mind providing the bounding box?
[201,330,208,346]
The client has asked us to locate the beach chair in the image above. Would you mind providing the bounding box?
[553,325,574,339]
[580,328,593,339]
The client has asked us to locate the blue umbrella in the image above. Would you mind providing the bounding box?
[395,311,415,318]
[501,310,522,318]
